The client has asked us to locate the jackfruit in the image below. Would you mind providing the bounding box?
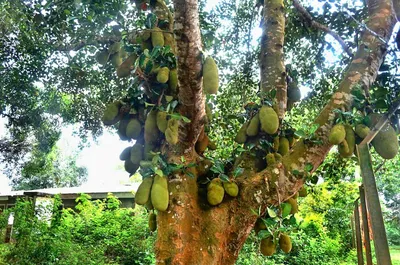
[196,134,209,153]
[118,119,130,141]
[135,177,154,205]
[372,123,399,159]
[355,124,370,139]
[102,101,121,125]
[287,198,298,214]
[339,125,355,158]
[124,159,139,174]
[197,159,213,176]
[329,124,346,145]
[151,27,164,47]
[117,54,137,78]
[260,237,276,256]
[298,186,308,197]
[202,57,219,94]
[205,104,212,123]
[246,113,260,136]
[235,122,249,144]
[110,52,122,68]
[95,50,109,65]
[156,111,168,133]
[287,81,301,102]
[266,153,276,166]
[278,137,290,156]
[165,118,179,145]
[109,42,121,54]
[273,137,280,152]
[151,175,169,211]
[144,111,159,143]
[130,143,143,164]
[207,178,225,206]
[164,32,175,49]
[254,218,267,234]
[145,198,154,210]
[259,106,279,134]
[148,212,157,232]
[119,147,131,161]
[274,153,282,162]
[139,160,153,168]
[126,119,142,139]
[141,30,151,41]
[169,69,178,93]
[279,234,292,253]
[157,67,169,83]
[288,136,295,147]
[223,181,239,197]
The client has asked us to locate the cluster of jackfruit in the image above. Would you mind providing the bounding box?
[136,174,169,213]
[206,178,239,206]
[259,233,292,256]
[329,113,398,159]
[95,42,128,68]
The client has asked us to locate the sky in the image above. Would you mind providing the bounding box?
[0,0,357,193]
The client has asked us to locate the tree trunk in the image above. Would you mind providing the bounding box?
[154,0,397,264]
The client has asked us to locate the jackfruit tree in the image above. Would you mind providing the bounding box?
[1,0,400,264]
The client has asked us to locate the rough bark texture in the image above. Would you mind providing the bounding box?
[154,0,397,264]
[260,0,287,119]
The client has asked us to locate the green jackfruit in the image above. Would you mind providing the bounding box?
[298,186,308,197]
[260,237,276,257]
[110,52,122,68]
[157,67,170,83]
[124,159,139,174]
[151,175,169,211]
[207,178,225,206]
[278,137,290,156]
[266,153,276,166]
[254,218,267,234]
[202,57,219,94]
[339,125,355,158]
[246,113,260,136]
[235,122,249,144]
[259,106,279,134]
[151,27,164,47]
[165,118,179,145]
[279,234,292,253]
[169,69,178,93]
[372,123,399,159]
[117,54,137,78]
[135,177,154,205]
[355,124,370,139]
[144,111,159,143]
[148,212,157,232]
[163,32,175,49]
[223,181,239,197]
[102,101,120,125]
[139,160,153,168]
[329,124,346,145]
[95,50,109,65]
[145,198,154,210]
[288,136,295,147]
[287,198,298,214]
[196,134,209,153]
[287,81,301,102]
[130,144,143,164]
[108,42,121,54]
[118,119,130,141]
[119,147,131,161]
[274,153,282,162]
[126,119,142,139]
[156,111,168,133]
[141,30,151,41]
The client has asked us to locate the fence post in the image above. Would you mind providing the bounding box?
[359,185,373,265]
[354,200,364,265]
[357,144,392,265]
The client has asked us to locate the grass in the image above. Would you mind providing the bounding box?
[391,245,400,265]
[341,245,400,265]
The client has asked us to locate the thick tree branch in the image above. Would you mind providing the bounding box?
[293,0,353,57]
[55,35,122,51]
[172,0,205,153]
[260,0,287,119]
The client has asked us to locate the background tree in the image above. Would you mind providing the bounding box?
[1,0,400,264]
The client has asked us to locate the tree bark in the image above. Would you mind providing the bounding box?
[154,0,397,264]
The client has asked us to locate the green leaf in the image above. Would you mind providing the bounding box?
[233,167,244,178]
[219,174,229,182]
[155,169,163,177]
[258,230,270,239]
[305,163,313,172]
[145,13,157,29]
[181,116,191,123]
[267,207,277,218]
[294,130,306,138]
[281,203,292,218]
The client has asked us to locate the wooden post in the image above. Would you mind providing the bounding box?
[351,214,356,248]
[354,201,364,265]
[357,144,392,265]
[359,185,373,265]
